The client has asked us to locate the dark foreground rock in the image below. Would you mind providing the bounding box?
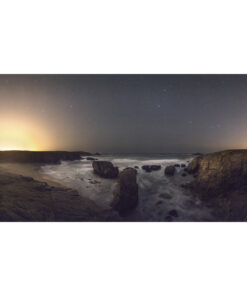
[142,165,161,173]
[92,161,119,178]
[0,151,90,164]
[111,168,138,213]
[0,169,116,222]
[164,165,176,176]
[187,150,247,221]
[188,150,247,197]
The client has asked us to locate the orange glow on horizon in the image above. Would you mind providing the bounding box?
[0,115,52,151]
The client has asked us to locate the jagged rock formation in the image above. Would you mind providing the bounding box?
[92,161,119,178]
[111,168,138,213]
[187,150,247,221]
[0,151,91,164]
[188,150,247,197]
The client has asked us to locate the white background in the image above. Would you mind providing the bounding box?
[0,0,247,295]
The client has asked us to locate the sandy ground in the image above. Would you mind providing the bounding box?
[0,163,64,188]
[0,163,118,221]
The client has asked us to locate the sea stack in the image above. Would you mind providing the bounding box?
[111,168,138,213]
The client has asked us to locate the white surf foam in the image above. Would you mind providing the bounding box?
[40,154,212,221]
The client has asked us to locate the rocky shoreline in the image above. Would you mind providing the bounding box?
[185,150,247,221]
[1,150,247,221]
[0,167,117,222]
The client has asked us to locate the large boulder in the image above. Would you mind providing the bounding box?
[188,150,247,198]
[165,165,176,176]
[92,161,119,178]
[111,168,138,212]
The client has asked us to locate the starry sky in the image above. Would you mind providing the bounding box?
[1,74,247,153]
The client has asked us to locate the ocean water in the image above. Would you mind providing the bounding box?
[40,154,212,221]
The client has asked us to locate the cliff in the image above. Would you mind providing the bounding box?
[187,150,247,221]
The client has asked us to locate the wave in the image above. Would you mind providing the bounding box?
[40,154,212,221]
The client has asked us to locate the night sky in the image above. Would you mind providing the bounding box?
[1,75,247,153]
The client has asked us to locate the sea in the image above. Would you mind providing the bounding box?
[40,153,212,221]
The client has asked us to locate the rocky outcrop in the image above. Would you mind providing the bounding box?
[111,168,138,213]
[165,165,176,176]
[142,165,161,173]
[92,161,119,178]
[0,151,90,164]
[188,150,247,197]
[187,150,247,221]
[187,156,203,174]
[0,169,116,222]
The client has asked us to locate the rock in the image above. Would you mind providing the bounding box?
[169,209,178,217]
[111,168,138,213]
[188,150,247,197]
[142,165,152,173]
[174,164,180,167]
[164,165,176,176]
[187,156,203,174]
[95,152,101,156]
[159,193,172,199]
[187,150,247,221]
[151,165,161,171]
[134,166,139,169]
[142,165,161,173]
[92,161,119,178]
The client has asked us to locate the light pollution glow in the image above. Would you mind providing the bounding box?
[0,115,52,151]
